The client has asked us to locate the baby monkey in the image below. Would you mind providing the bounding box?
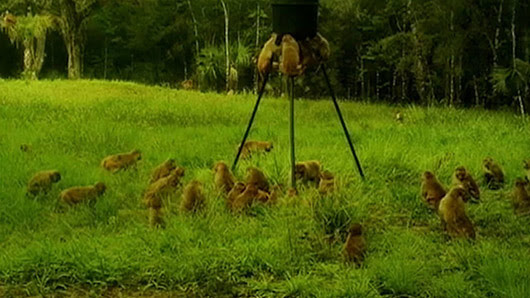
[257,33,282,75]
[318,170,335,194]
[27,170,61,196]
[280,34,303,77]
[144,167,185,208]
[60,182,106,205]
[438,187,476,239]
[101,150,142,173]
[245,167,270,192]
[213,161,236,193]
[420,171,446,210]
[451,166,480,202]
[343,223,366,265]
[482,157,504,190]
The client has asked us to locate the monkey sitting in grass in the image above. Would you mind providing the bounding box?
[150,159,177,184]
[238,141,273,160]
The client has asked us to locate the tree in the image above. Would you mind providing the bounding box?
[0,12,55,79]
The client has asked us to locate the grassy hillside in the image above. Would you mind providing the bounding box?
[0,79,530,297]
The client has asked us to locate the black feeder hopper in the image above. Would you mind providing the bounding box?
[232,0,365,188]
[272,0,319,39]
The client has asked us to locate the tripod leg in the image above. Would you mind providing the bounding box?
[321,64,365,179]
[232,71,271,171]
[289,77,296,188]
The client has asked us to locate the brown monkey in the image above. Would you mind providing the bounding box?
[27,170,61,196]
[144,167,185,209]
[343,223,366,265]
[257,34,282,75]
[226,182,246,209]
[309,33,330,61]
[482,157,504,190]
[213,161,236,193]
[238,141,273,159]
[451,166,480,202]
[438,187,476,239]
[513,178,530,215]
[150,159,177,184]
[181,79,194,90]
[60,182,106,205]
[280,34,303,77]
[295,160,322,187]
[231,184,259,212]
[420,171,446,210]
[180,180,205,213]
[318,170,335,194]
[101,150,142,173]
[268,185,281,204]
[245,167,269,192]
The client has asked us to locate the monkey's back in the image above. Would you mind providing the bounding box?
[343,234,366,264]
[60,186,98,205]
[180,182,205,212]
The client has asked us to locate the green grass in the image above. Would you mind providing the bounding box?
[1,79,530,297]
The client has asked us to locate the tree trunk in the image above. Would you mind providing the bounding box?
[64,31,82,79]
[254,2,260,93]
[449,10,455,107]
[493,0,504,68]
[187,0,200,58]
[220,0,230,92]
[511,0,525,117]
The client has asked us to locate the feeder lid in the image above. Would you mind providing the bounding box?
[272,0,318,5]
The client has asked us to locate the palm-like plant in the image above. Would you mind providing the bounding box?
[491,59,530,116]
[1,12,55,79]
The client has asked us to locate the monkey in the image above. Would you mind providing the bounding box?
[343,223,366,265]
[308,33,330,62]
[213,161,236,193]
[513,178,530,215]
[60,182,106,205]
[280,34,303,77]
[438,187,476,239]
[226,182,246,209]
[27,170,61,196]
[257,33,282,75]
[451,166,480,202]
[318,170,335,194]
[420,171,447,210]
[144,167,185,209]
[482,157,504,190]
[231,184,259,212]
[150,159,177,184]
[238,141,273,160]
[245,167,269,192]
[295,160,322,187]
[180,180,205,213]
[267,185,282,204]
[101,150,142,173]
[523,160,530,182]
[287,187,298,197]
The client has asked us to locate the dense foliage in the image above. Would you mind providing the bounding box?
[0,0,529,109]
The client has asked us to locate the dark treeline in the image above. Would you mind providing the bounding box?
[0,0,529,111]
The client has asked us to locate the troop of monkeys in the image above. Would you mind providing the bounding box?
[421,158,530,239]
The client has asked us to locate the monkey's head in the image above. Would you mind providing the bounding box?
[50,171,61,183]
[483,157,494,169]
[454,166,467,181]
[295,164,307,180]
[320,170,334,180]
[265,142,273,152]
[515,178,528,188]
[173,167,185,177]
[213,161,228,173]
[523,160,530,170]
[422,171,435,181]
[165,159,176,168]
[282,34,296,44]
[348,223,363,236]
[132,150,142,160]
[449,186,467,200]
[94,182,106,195]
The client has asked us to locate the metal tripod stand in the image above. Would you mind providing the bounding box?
[232,62,365,189]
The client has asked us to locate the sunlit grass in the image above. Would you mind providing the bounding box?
[1,79,530,296]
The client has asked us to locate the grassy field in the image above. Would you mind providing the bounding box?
[1,79,530,297]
